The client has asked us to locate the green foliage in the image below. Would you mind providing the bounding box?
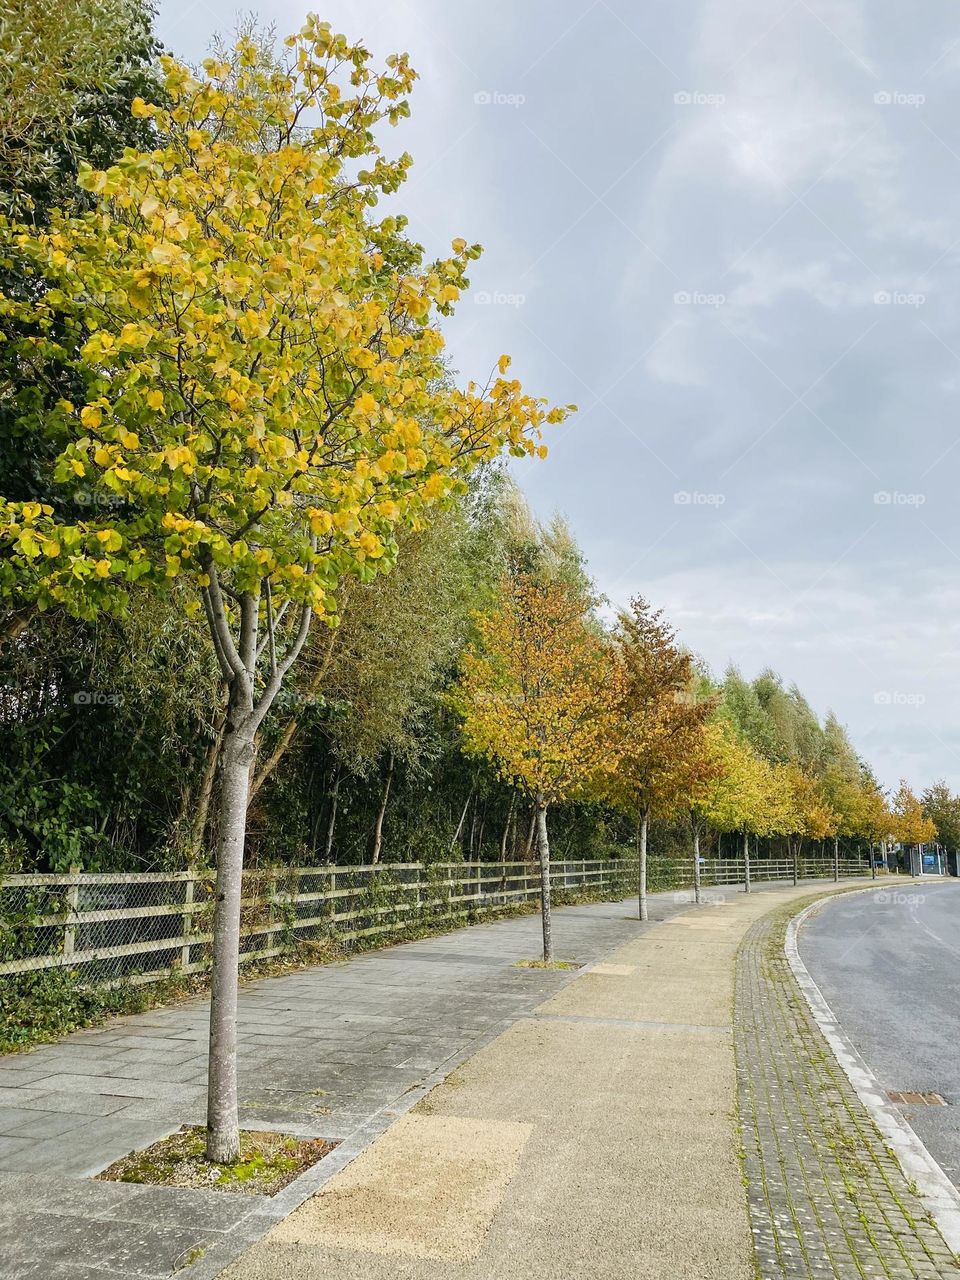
[922,781,960,851]
[0,967,151,1051]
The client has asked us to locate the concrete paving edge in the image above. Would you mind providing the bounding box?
[785,887,960,1256]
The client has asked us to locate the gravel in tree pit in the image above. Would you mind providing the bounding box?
[96,1127,337,1196]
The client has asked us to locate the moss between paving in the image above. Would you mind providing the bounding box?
[221,882,952,1280]
[97,1127,336,1197]
[735,891,960,1278]
[223,885,830,1280]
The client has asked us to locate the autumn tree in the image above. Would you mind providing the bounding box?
[892,781,937,866]
[775,763,837,885]
[858,777,894,877]
[456,573,619,960]
[922,781,960,854]
[820,764,863,880]
[610,598,712,920]
[691,719,771,893]
[0,25,569,1162]
[684,718,737,902]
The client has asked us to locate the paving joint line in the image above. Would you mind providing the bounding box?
[736,885,960,1279]
[787,890,960,1257]
[531,1012,732,1034]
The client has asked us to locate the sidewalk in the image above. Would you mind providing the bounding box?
[0,885,724,1279]
[225,879,921,1280]
[2,878,946,1280]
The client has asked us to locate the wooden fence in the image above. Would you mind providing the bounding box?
[0,853,871,992]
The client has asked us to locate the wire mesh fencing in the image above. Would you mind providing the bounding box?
[0,857,637,991]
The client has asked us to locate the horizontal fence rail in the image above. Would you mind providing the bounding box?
[0,853,873,993]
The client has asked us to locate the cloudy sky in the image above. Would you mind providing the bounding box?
[157,0,960,792]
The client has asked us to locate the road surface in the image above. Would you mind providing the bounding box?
[799,880,960,1188]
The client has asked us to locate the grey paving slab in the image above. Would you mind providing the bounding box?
[0,881,808,1279]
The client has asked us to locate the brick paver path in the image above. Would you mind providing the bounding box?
[736,899,960,1279]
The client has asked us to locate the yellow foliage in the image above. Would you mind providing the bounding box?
[457,575,621,804]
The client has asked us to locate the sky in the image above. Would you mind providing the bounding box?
[155,0,960,793]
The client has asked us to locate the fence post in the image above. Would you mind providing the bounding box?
[743,834,751,894]
[266,871,277,946]
[62,863,81,958]
[181,873,194,971]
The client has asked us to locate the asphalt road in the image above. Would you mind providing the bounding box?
[799,880,960,1188]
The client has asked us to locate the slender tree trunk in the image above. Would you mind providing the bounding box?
[0,604,36,649]
[450,781,474,852]
[370,750,394,865]
[638,805,649,921]
[833,834,839,882]
[792,837,799,886]
[524,806,536,859]
[743,830,751,894]
[324,765,341,862]
[500,793,515,860]
[205,689,256,1164]
[189,708,227,854]
[872,841,878,880]
[693,822,702,905]
[248,626,338,802]
[535,793,553,962]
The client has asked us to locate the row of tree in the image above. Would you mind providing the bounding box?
[0,6,950,1162]
[453,526,941,955]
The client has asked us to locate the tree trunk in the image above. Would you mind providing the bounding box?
[188,708,227,855]
[450,781,475,851]
[693,823,702,905]
[833,834,839,882]
[524,806,536,859]
[743,830,751,894]
[500,793,515,860]
[205,693,256,1164]
[324,765,341,862]
[638,806,649,921]
[0,603,36,649]
[248,626,339,802]
[535,794,553,962]
[370,750,394,865]
[792,837,799,886]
